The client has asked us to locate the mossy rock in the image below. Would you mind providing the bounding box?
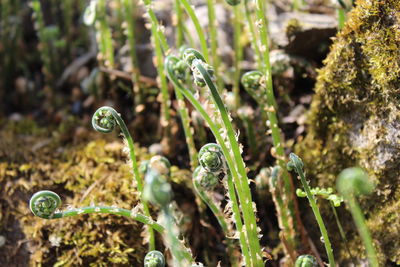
[297,0,400,265]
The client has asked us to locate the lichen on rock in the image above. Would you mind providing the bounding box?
[297,0,400,265]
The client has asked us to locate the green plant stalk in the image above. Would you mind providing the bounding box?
[163,208,194,266]
[162,57,201,170]
[241,116,257,158]
[166,63,251,265]
[142,0,169,52]
[232,5,242,108]
[268,167,293,254]
[42,206,164,232]
[182,23,196,48]
[289,154,335,266]
[30,190,164,232]
[178,0,210,62]
[121,0,143,108]
[175,87,198,170]
[244,0,262,69]
[206,0,223,91]
[153,23,172,135]
[193,176,240,267]
[193,59,263,266]
[226,171,250,267]
[174,0,185,47]
[142,3,197,168]
[93,107,155,250]
[345,195,378,267]
[96,0,114,68]
[31,0,54,86]
[330,201,356,264]
[255,0,297,248]
[337,8,346,29]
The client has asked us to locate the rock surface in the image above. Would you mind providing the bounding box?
[297,0,400,265]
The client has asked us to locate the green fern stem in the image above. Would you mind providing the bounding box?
[29,190,164,233]
[92,106,156,250]
[165,56,251,265]
[232,4,243,108]
[206,0,223,91]
[121,0,143,108]
[178,0,210,62]
[191,58,263,266]
[254,0,297,249]
[288,153,336,266]
[244,0,262,69]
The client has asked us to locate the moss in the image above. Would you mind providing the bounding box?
[297,0,400,264]
[0,121,158,266]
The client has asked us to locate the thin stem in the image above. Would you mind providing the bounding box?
[244,0,262,69]
[174,0,185,47]
[226,171,250,267]
[97,0,114,68]
[142,0,169,52]
[232,5,242,108]
[178,0,210,61]
[44,206,164,233]
[206,0,223,90]
[121,0,143,108]
[193,59,263,266]
[347,196,378,267]
[164,58,198,170]
[255,0,297,248]
[92,107,155,250]
[153,26,172,135]
[289,154,335,267]
[163,208,194,266]
[166,64,251,265]
[330,201,356,265]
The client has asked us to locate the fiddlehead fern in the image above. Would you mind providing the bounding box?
[295,254,318,267]
[144,250,166,267]
[30,190,61,219]
[92,106,156,250]
[193,166,219,192]
[182,47,263,266]
[337,167,378,267]
[144,161,194,266]
[198,143,226,173]
[287,153,335,267]
[144,169,173,209]
[29,191,165,233]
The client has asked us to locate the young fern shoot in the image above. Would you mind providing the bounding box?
[92,106,156,250]
[180,48,264,266]
[144,250,166,267]
[337,167,378,267]
[287,153,335,267]
[143,157,195,267]
[29,190,164,233]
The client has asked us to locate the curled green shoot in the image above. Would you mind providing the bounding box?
[144,250,166,267]
[295,254,318,267]
[164,56,198,170]
[144,167,194,266]
[29,190,164,233]
[92,106,155,250]
[337,167,378,267]
[287,153,335,267]
[165,54,253,266]
[182,48,263,266]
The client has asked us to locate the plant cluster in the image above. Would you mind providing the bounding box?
[18,0,382,266]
